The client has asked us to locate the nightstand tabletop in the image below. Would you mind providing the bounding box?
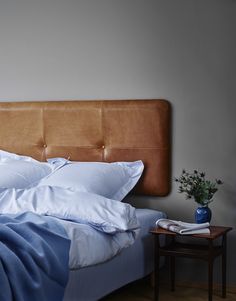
[150,226,232,240]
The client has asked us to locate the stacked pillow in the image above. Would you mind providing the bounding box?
[0,150,54,189]
[39,159,144,201]
[0,150,144,201]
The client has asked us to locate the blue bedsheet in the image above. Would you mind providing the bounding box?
[0,212,71,301]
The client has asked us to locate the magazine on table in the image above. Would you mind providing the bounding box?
[156,218,210,235]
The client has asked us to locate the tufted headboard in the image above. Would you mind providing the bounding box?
[0,99,171,196]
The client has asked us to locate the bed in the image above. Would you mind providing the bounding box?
[0,99,171,301]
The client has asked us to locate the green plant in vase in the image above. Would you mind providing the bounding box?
[175,169,223,223]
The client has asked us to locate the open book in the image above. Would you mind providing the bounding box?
[156,218,210,235]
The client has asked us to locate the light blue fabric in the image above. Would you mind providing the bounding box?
[0,186,139,234]
[0,160,53,189]
[56,219,139,269]
[0,150,39,162]
[0,212,70,301]
[0,186,140,268]
[64,209,167,301]
[0,150,67,189]
[43,159,144,201]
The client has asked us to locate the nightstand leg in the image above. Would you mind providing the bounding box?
[208,241,214,301]
[208,260,213,301]
[154,235,160,301]
[170,256,175,291]
[222,234,227,298]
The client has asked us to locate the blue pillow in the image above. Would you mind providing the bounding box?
[39,160,144,201]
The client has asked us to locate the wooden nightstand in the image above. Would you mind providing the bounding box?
[150,226,232,301]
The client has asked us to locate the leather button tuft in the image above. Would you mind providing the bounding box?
[101,145,105,149]
[43,144,47,148]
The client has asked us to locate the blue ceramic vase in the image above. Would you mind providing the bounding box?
[195,206,212,224]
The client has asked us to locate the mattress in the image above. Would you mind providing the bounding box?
[64,208,166,301]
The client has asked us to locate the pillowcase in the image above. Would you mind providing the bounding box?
[39,160,144,201]
[0,160,54,189]
[0,150,64,189]
[0,149,38,162]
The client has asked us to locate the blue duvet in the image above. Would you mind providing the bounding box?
[0,212,70,301]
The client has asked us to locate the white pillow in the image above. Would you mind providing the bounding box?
[0,149,38,162]
[0,160,53,189]
[0,150,66,189]
[39,160,144,201]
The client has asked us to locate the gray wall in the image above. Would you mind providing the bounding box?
[0,0,235,285]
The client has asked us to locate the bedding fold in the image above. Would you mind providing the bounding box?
[0,186,140,269]
[0,186,139,234]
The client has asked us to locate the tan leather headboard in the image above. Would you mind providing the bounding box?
[0,99,171,196]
